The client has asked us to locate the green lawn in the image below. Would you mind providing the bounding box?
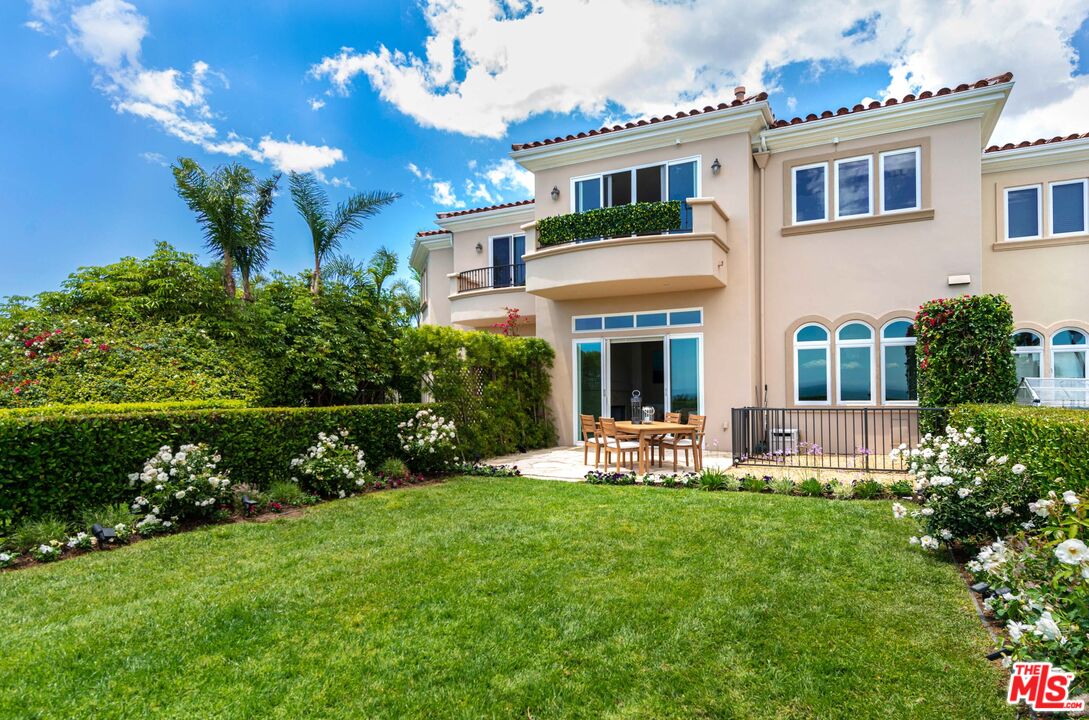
[1,477,1012,719]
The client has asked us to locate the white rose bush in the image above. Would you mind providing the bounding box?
[968,487,1088,691]
[890,426,1040,548]
[397,409,458,475]
[128,443,232,534]
[289,430,370,498]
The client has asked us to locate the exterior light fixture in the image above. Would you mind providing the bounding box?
[242,495,258,516]
[969,581,990,595]
[711,158,722,175]
[91,523,117,543]
[551,185,560,201]
[475,242,483,253]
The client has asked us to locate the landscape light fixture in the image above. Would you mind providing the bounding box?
[711,158,721,175]
[550,185,560,201]
[242,495,258,516]
[91,523,117,543]
[969,582,990,595]
[986,647,1012,661]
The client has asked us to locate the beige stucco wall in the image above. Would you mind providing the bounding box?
[761,118,985,407]
[529,132,758,448]
[421,246,452,327]
[981,160,1089,369]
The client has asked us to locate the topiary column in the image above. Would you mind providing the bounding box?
[914,294,1018,413]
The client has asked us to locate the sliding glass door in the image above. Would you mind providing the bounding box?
[490,234,526,288]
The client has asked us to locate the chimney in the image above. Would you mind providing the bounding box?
[734,86,747,102]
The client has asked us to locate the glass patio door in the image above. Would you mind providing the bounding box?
[575,340,604,441]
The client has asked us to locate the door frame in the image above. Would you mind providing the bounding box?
[572,333,704,444]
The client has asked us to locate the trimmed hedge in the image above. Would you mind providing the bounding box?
[915,294,1018,408]
[536,200,681,247]
[950,404,1089,490]
[0,399,246,418]
[0,403,433,523]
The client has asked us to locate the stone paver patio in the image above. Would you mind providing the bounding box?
[486,446,735,481]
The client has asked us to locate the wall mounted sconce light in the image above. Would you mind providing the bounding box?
[551,185,560,201]
[475,242,483,253]
[711,158,721,175]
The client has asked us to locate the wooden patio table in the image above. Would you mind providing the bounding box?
[614,421,700,475]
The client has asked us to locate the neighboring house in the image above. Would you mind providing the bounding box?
[410,73,1089,449]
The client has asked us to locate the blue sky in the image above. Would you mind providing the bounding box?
[3,0,1089,298]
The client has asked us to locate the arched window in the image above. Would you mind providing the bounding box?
[1012,330,1043,382]
[1052,328,1087,379]
[837,322,874,403]
[794,324,830,404]
[881,319,917,403]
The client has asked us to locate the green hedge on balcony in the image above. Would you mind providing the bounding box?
[536,200,682,247]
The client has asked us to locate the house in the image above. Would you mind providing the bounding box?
[410,72,1089,449]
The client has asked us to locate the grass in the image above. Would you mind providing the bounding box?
[0,477,1012,719]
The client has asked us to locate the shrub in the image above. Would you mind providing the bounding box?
[889,479,913,497]
[536,201,682,247]
[741,475,767,493]
[697,468,730,491]
[78,504,135,542]
[799,477,825,497]
[30,542,62,562]
[290,430,370,499]
[265,480,311,507]
[854,479,886,500]
[967,488,1088,690]
[0,399,246,418]
[769,477,795,495]
[0,403,431,524]
[129,444,233,533]
[831,479,855,500]
[65,532,94,550]
[892,426,1041,548]
[914,295,1017,410]
[455,462,520,478]
[379,457,409,479]
[399,326,555,459]
[0,551,16,568]
[584,470,638,485]
[397,409,458,475]
[9,517,69,552]
[950,404,1089,491]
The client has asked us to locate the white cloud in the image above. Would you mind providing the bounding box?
[406,162,431,180]
[139,150,167,166]
[310,0,1089,143]
[479,158,533,197]
[464,178,495,204]
[430,180,464,208]
[29,0,347,178]
[309,97,325,110]
[25,20,45,31]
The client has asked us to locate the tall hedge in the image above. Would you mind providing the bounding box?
[950,404,1089,490]
[915,294,1018,408]
[399,326,556,458]
[0,403,432,523]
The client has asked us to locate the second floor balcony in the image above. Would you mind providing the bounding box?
[453,263,526,294]
[522,197,729,300]
[447,263,533,328]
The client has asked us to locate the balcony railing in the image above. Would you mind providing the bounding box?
[456,264,526,293]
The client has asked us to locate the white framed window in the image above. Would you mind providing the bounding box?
[1051,328,1087,379]
[791,162,828,224]
[570,157,701,213]
[572,307,703,333]
[794,323,830,405]
[1005,184,1043,240]
[1049,179,1088,237]
[1012,330,1043,382]
[836,322,874,404]
[834,155,873,219]
[879,147,921,214]
[881,319,917,404]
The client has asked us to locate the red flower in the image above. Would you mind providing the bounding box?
[98,344,109,352]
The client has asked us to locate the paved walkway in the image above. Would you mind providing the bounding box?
[486,445,735,481]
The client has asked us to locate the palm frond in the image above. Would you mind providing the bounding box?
[324,190,401,257]
[289,172,330,257]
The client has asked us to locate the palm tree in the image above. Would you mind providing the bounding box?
[172,158,279,299]
[392,267,424,327]
[364,246,399,298]
[234,174,280,301]
[289,172,400,295]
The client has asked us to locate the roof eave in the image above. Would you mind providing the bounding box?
[409,232,453,273]
[436,202,536,232]
[511,102,774,171]
[982,136,1089,173]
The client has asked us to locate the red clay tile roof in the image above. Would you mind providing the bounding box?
[415,229,450,237]
[435,198,535,219]
[985,132,1089,153]
[770,72,1013,129]
[511,91,770,151]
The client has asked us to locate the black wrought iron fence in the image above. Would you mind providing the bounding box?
[456,264,525,293]
[731,406,947,473]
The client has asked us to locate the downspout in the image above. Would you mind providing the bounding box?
[753,131,771,405]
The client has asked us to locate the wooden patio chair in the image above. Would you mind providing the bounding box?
[651,412,682,467]
[580,414,603,467]
[598,417,640,472]
[659,413,706,471]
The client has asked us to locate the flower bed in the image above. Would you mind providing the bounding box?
[584,468,911,498]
